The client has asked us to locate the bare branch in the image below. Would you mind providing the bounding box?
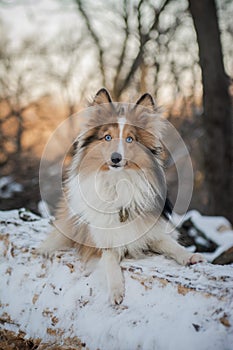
[113,0,130,98]
[76,0,106,87]
[115,0,171,98]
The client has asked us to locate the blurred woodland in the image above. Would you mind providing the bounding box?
[0,0,232,222]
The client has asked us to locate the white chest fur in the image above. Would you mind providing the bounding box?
[67,169,166,250]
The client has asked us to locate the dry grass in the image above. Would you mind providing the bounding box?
[0,329,87,350]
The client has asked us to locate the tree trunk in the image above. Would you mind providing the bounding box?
[188,0,233,223]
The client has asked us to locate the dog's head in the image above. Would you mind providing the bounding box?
[74,88,165,177]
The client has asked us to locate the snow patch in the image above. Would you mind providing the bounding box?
[0,209,233,349]
[0,176,23,199]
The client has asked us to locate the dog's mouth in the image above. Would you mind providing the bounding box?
[110,164,121,168]
[109,164,123,170]
[108,161,128,170]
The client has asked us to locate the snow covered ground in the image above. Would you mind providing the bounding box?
[0,209,233,350]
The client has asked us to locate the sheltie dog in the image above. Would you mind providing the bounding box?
[40,88,205,305]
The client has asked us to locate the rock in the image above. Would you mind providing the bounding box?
[178,218,218,252]
[212,246,233,265]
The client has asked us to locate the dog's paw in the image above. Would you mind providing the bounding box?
[109,285,124,305]
[110,290,124,305]
[32,246,55,259]
[185,253,206,266]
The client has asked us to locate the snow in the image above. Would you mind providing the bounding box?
[0,176,23,199]
[180,210,233,262]
[185,210,232,245]
[0,209,233,349]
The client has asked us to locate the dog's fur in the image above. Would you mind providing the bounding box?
[40,89,205,304]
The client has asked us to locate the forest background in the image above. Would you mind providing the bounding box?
[0,0,232,223]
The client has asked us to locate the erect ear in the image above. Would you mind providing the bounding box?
[135,93,155,110]
[93,88,112,105]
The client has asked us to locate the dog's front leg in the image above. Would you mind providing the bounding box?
[36,229,73,257]
[151,234,206,266]
[101,249,124,305]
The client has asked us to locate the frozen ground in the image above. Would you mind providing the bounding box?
[0,209,233,350]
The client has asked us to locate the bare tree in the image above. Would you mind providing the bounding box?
[189,0,233,223]
[74,0,200,104]
[0,21,87,165]
[0,30,42,164]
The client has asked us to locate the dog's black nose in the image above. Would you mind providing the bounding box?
[111,152,122,164]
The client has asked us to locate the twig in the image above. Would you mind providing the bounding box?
[76,0,106,87]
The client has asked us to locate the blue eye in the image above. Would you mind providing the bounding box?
[105,134,112,141]
[126,136,133,143]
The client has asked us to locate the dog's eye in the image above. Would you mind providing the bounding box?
[105,134,112,141]
[126,136,133,143]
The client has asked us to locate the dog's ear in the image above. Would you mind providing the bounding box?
[93,88,112,105]
[135,93,155,110]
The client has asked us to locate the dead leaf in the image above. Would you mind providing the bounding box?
[32,294,39,305]
[10,246,15,257]
[46,328,64,336]
[46,328,57,336]
[66,263,75,273]
[5,267,12,275]
[177,285,190,296]
[51,316,59,325]
[42,308,53,317]
[220,315,231,327]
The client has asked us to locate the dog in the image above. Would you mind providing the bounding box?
[40,88,205,305]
